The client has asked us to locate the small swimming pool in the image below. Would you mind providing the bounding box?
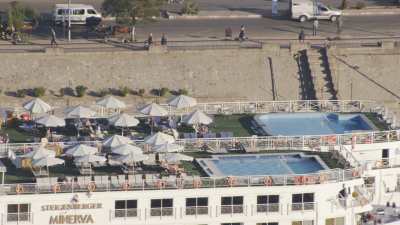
[196,153,329,177]
[254,112,375,136]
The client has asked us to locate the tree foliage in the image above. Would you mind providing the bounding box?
[102,0,164,26]
[7,1,38,30]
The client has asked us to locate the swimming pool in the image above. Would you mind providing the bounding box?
[254,112,375,136]
[196,153,329,177]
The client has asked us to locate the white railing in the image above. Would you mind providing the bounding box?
[8,100,377,119]
[1,129,399,157]
[0,168,361,195]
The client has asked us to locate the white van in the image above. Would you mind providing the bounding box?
[290,0,342,22]
[53,4,102,25]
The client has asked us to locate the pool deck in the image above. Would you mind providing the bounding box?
[196,152,330,177]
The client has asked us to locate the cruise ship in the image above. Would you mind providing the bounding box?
[0,99,399,225]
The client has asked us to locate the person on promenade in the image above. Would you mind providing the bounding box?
[336,16,343,36]
[313,19,319,36]
[299,29,305,43]
[239,25,246,41]
[50,27,57,46]
[147,33,153,46]
[161,33,167,45]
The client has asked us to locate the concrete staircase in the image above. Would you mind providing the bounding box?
[306,47,337,100]
[295,50,316,100]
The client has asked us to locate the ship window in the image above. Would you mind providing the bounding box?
[257,195,280,212]
[114,200,137,218]
[7,203,31,222]
[150,199,173,216]
[221,196,243,214]
[326,217,344,225]
[186,197,208,215]
[292,220,314,225]
[292,193,315,211]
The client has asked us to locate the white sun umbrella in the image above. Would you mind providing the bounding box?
[35,115,65,127]
[115,153,149,165]
[22,147,56,160]
[182,110,213,125]
[96,96,126,109]
[167,95,197,109]
[163,153,193,164]
[32,156,64,176]
[108,113,139,135]
[153,143,184,153]
[138,103,168,117]
[32,156,64,167]
[102,135,133,148]
[23,98,52,114]
[64,105,96,119]
[111,144,143,156]
[144,132,175,146]
[64,144,98,157]
[74,154,106,164]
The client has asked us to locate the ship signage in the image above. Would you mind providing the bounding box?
[41,203,102,224]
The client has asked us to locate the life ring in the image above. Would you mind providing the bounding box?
[87,182,96,192]
[263,177,273,186]
[52,183,61,193]
[193,179,202,188]
[328,136,337,144]
[352,170,360,177]
[156,180,166,189]
[375,160,383,168]
[122,182,129,191]
[294,176,304,185]
[15,184,24,194]
[226,177,236,187]
[304,176,315,184]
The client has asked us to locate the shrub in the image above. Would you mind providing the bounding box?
[355,1,366,9]
[32,87,46,97]
[178,88,188,95]
[181,0,199,15]
[339,0,348,9]
[16,89,27,98]
[138,89,145,96]
[75,85,88,97]
[160,87,170,97]
[119,86,130,97]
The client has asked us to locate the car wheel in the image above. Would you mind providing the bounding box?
[299,16,307,22]
[330,16,338,22]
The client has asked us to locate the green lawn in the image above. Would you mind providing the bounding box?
[363,113,390,131]
[210,114,255,137]
[0,127,37,143]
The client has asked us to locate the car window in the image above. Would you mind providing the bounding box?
[87,9,97,15]
[57,9,68,15]
[318,6,327,11]
[73,9,85,15]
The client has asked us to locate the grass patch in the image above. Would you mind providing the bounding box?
[210,114,255,137]
[0,127,37,143]
[363,112,390,131]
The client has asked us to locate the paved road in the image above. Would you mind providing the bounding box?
[41,15,400,41]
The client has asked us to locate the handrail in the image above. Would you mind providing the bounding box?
[1,129,399,156]
[0,168,361,195]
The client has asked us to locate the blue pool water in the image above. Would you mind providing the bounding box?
[197,154,328,176]
[254,112,374,136]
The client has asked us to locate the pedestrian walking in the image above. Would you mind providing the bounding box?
[239,25,246,41]
[50,27,57,46]
[298,29,305,43]
[147,33,153,46]
[336,16,343,35]
[313,19,319,36]
[161,33,167,45]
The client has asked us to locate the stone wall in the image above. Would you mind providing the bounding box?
[0,46,299,101]
[328,46,400,103]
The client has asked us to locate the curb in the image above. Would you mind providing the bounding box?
[343,8,400,16]
[168,14,263,20]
